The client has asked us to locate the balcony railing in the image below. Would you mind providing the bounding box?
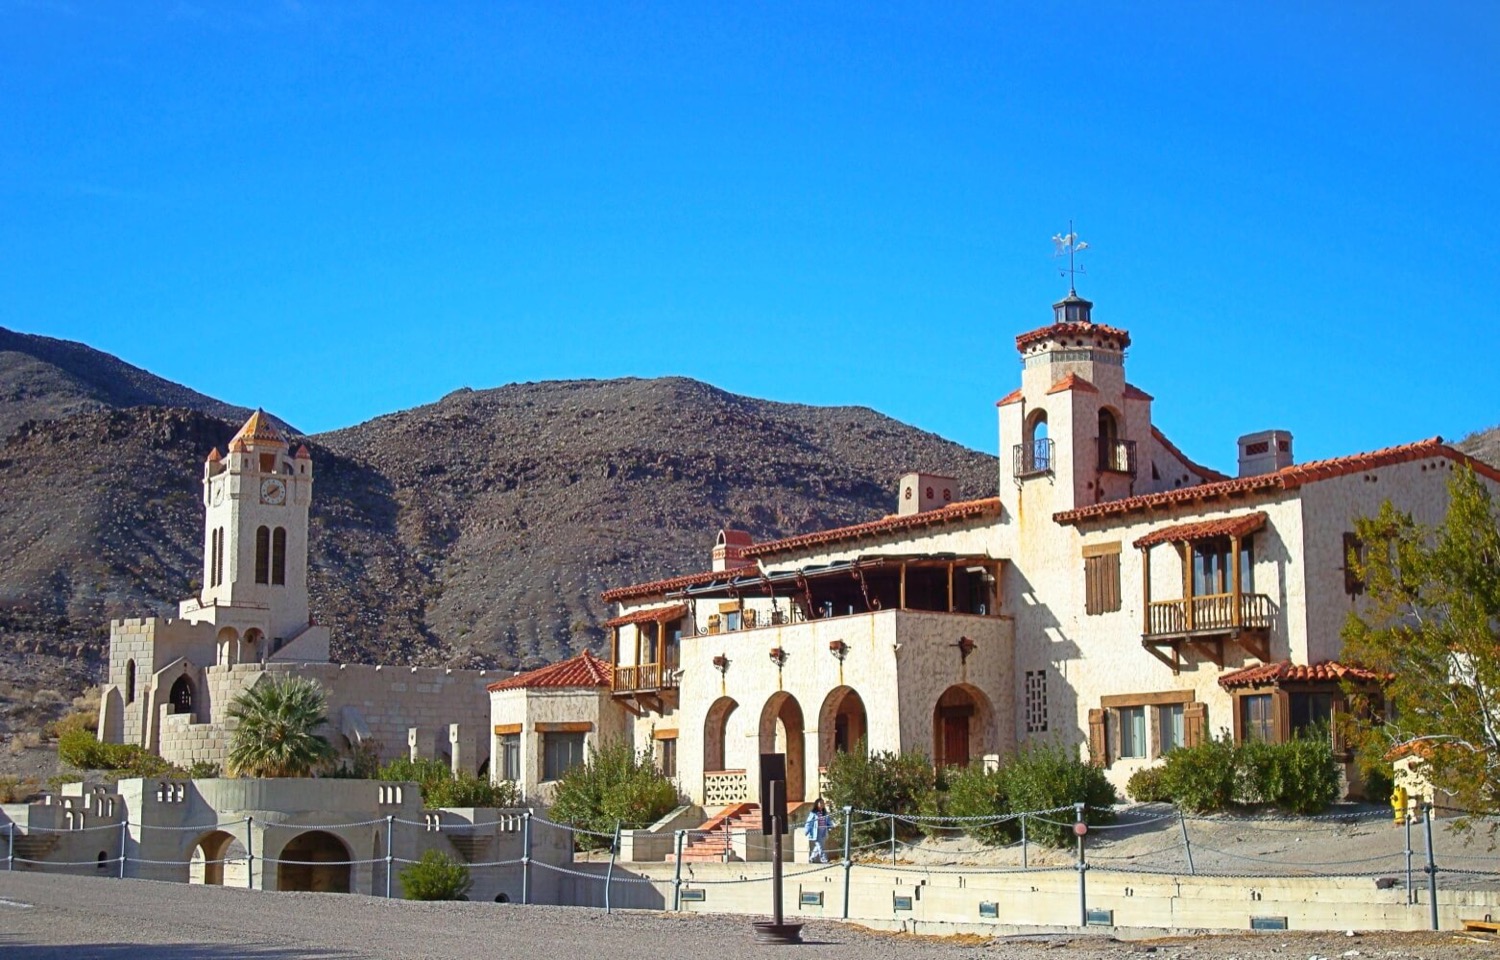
[703,769,749,806]
[1146,593,1273,637]
[1097,437,1138,475]
[612,660,680,694]
[1013,438,1054,478]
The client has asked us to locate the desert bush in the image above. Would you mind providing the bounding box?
[548,740,679,850]
[1159,735,1238,813]
[999,743,1117,847]
[0,776,43,803]
[399,849,472,901]
[1158,732,1339,814]
[1126,764,1172,803]
[1265,731,1339,814]
[57,729,178,779]
[376,756,522,808]
[823,742,937,847]
[185,760,222,779]
[1234,738,1282,806]
[941,763,1018,846]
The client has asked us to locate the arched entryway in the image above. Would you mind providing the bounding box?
[277,830,352,893]
[216,627,238,667]
[168,675,196,717]
[703,696,738,773]
[190,830,247,886]
[932,684,995,770]
[758,692,806,802]
[817,686,867,769]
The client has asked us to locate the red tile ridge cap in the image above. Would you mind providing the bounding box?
[487,650,612,691]
[1132,511,1269,549]
[1015,320,1132,352]
[743,497,1001,558]
[1047,373,1099,395]
[602,603,689,629]
[1219,659,1390,689]
[997,388,1024,407]
[1124,383,1154,402]
[1151,426,1230,482]
[601,568,732,604]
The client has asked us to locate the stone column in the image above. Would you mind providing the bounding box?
[449,723,476,777]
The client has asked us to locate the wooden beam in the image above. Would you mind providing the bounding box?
[1230,534,1243,629]
[1141,547,1152,637]
[947,561,955,613]
[1101,689,1195,708]
[1179,542,1194,632]
[899,562,907,610]
[1141,639,1179,671]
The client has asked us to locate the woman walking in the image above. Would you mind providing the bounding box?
[805,797,832,863]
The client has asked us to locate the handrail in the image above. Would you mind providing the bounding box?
[1146,593,1273,636]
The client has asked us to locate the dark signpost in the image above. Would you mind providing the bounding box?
[751,752,802,944]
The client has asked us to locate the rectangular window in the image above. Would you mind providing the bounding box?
[1192,536,1254,594]
[637,622,659,665]
[543,732,586,781]
[1157,703,1185,755]
[1084,547,1122,615]
[658,737,677,779]
[1343,532,1365,596]
[1240,694,1275,743]
[1025,670,1049,733]
[1115,706,1147,759]
[500,734,521,782]
[1289,692,1333,737]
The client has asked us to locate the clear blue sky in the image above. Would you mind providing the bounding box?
[2,2,1496,471]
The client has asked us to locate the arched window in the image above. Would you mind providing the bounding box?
[1098,409,1118,445]
[1018,410,1052,476]
[125,660,136,705]
[271,527,287,586]
[254,526,270,584]
[169,676,195,715]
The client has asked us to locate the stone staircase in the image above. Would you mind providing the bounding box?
[667,803,762,863]
[10,832,59,867]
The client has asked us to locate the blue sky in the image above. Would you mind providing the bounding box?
[2,2,1496,471]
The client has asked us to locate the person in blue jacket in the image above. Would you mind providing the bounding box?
[805,797,832,863]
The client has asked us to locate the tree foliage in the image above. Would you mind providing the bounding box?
[377,757,520,808]
[399,849,472,901]
[1342,466,1500,813]
[547,740,679,849]
[226,674,337,778]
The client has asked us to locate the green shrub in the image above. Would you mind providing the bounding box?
[1266,731,1339,814]
[823,742,937,847]
[1357,761,1395,805]
[1159,735,1237,813]
[185,760,222,779]
[58,728,113,769]
[1234,738,1282,806]
[942,763,1018,846]
[1126,764,1172,803]
[376,757,520,809]
[999,743,1117,847]
[399,849,472,901]
[58,729,176,778]
[548,740,679,850]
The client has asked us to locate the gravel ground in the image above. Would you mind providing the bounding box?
[0,872,1495,960]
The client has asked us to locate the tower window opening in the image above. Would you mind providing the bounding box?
[255,526,270,584]
[259,453,275,473]
[272,527,287,586]
[125,660,136,705]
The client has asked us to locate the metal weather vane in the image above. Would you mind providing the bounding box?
[1051,221,1088,295]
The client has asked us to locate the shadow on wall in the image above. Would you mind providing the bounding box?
[1007,567,1083,745]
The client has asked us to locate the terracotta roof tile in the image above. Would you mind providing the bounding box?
[1047,373,1099,395]
[1057,437,1498,525]
[602,604,689,629]
[294,444,311,460]
[1151,426,1230,483]
[205,447,221,463]
[743,497,1001,558]
[996,388,1024,407]
[1133,512,1268,549]
[1124,383,1154,402]
[1015,321,1132,352]
[230,409,288,447]
[602,568,743,604]
[1219,659,1388,689]
[487,650,612,692]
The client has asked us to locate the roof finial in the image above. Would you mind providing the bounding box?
[1051,220,1088,297]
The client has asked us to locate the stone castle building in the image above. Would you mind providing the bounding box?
[491,288,1500,822]
[98,412,493,774]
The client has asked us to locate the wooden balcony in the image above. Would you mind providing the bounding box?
[611,660,679,714]
[1142,592,1273,670]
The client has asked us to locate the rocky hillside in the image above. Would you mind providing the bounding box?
[1458,423,1500,467]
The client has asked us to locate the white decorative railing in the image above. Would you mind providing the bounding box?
[703,769,749,807]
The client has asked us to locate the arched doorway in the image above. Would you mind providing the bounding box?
[277,830,352,893]
[932,684,995,770]
[817,687,867,769]
[216,627,238,667]
[703,697,738,773]
[758,692,806,803]
[242,628,265,665]
[169,676,196,717]
[191,830,247,886]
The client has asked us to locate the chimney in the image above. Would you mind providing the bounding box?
[1237,430,1293,477]
[711,529,755,572]
[897,472,958,516]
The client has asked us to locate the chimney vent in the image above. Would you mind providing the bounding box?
[711,529,755,572]
[1237,430,1293,477]
[898,472,958,516]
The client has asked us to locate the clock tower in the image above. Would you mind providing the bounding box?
[194,410,314,644]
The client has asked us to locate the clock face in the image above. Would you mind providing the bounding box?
[211,483,225,506]
[260,477,287,505]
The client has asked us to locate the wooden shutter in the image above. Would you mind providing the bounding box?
[1088,708,1109,766]
[1084,549,1122,615]
[1183,702,1207,747]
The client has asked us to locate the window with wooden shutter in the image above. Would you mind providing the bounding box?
[1183,702,1207,747]
[1083,543,1122,616]
[1087,708,1109,766]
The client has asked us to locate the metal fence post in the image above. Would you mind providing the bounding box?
[1021,813,1028,869]
[1423,802,1438,931]
[889,813,897,866]
[672,830,685,911]
[1178,808,1196,876]
[1404,808,1414,905]
[385,815,395,899]
[245,817,254,889]
[1075,802,1088,928]
[521,810,532,906]
[5,822,11,871]
[605,821,621,914]
[841,806,853,920]
[118,818,127,879]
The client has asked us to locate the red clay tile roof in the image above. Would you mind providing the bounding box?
[1219,660,1388,689]
[1133,512,1268,549]
[486,650,612,692]
[743,497,1002,558]
[1015,321,1132,352]
[230,409,287,447]
[294,444,311,460]
[601,568,743,603]
[602,604,689,629]
[1047,373,1099,395]
[996,388,1024,407]
[1057,437,1499,525]
[1151,426,1230,483]
[205,447,221,463]
[1124,383,1154,402]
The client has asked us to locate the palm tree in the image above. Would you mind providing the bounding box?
[226,674,337,778]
